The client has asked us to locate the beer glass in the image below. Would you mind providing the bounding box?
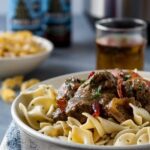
[96,18,147,70]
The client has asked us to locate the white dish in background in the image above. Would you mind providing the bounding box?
[11,71,150,150]
[0,36,53,78]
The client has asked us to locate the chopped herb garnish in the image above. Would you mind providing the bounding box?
[92,87,101,99]
[124,74,131,81]
[97,85,102,93]
[92,93,100,99]
[138,85,143,90]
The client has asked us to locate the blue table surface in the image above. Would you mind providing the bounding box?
[0,15,150,142]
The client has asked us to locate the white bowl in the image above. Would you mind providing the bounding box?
[11,71,150,150]
[0,36,53,78]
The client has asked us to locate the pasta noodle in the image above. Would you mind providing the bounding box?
[28,96,56,111]
[0,31,46,58]
[136,127,150,145]
[81,113,105,138]
[69,126,94,144]
[46,105,55,117]
[21,86,46,99]
[19,84,150,146]
[19,85,57,130]
[39,124,63,137]
[56,121,70,136]
[21,79,40,91]
[113,129,138,143]
[130,103,150,125]
[19,103,52,130]
[67,117,81,127]
[96,137,110,145]
[114,133,136,146]
[40,122,52,128]
[121,119,138,129]
[98,117,124,134]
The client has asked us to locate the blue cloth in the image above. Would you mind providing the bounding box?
[0,122,67,150]
[6,122,21,150]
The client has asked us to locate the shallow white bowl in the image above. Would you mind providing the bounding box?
[11,71,150,150]
[0,36,53,78]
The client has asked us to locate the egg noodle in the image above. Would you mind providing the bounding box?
[0,31,45,58]
[19,85,150,146]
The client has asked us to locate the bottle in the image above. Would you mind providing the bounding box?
[7,0,43,36]
[43,0,71,47]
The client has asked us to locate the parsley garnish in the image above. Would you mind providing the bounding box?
[92,86,102,99]
[124,74,131,81]
[138,85,143,91]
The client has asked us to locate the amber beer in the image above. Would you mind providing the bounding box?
[96,35,146,70]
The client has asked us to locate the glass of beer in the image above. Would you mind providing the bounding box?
[95,18,147,70]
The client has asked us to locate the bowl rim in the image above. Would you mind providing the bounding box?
[0,36,54,61]
[11,70,150,150]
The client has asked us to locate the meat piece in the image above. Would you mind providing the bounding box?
[65,71,117,122]
[99,92,116,117]
[52,70,150,124]
[122,78,150,112]
[74,71,117,98]
[65,92,116,123]
[52,77,82,122]
[66,98,93,123]
[57,77,82,100]
[107,97,141,123]
[112,70,140,98]
[111,69,134,81]
[90,71,117,90]
[53,108,67,122]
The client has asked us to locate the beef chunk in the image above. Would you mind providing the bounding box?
[66,98,93,123]
[107,97,141,123]
[52,70,150,124]
[99,92,116,117]
[53,77,82,121]
[52,108,67,122]
[74,71,117,98]
[57,77,82,100]
[122,78,150,112]
[65,92,116,123]
[65,72,117,122]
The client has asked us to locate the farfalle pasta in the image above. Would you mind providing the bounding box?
[19,70,150,147]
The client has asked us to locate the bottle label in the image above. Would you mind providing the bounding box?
[43,0,71,43]
[7,0,43,36]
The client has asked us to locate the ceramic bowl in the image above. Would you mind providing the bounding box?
[0,36,53,78]
[11,71,150,150]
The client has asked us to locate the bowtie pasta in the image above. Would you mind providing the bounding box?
[19,84,150,147]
